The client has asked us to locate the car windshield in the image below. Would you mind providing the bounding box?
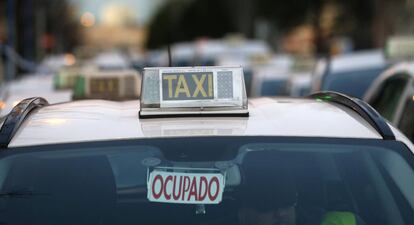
[0,137,413,225]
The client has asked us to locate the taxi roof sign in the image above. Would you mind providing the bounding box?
[139,66,248,118]
[386,36,414,60]
[73,69,141,100]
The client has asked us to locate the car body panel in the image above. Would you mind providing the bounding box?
[389,123,414,152]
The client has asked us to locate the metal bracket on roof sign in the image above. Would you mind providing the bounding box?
[309,91,395,140]
[0,97,49,148]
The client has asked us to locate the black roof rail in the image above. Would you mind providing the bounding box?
[0,97,49,148]
[309,91,395,140]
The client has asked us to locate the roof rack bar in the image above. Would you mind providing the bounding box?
[0,97,49,148]
[309,91,395,140]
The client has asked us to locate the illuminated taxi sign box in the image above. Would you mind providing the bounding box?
[386,36,414,61]
[73,69,141,100]
[140,66,248,117]
[54,66,82,90]
[55,65,97,90]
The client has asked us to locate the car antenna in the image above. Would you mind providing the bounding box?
[167,44,172,67]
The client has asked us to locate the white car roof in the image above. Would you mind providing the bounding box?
[0,91,72,117]
[8,97,388,148]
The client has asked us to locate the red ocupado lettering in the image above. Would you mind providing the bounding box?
[151,174,221,202]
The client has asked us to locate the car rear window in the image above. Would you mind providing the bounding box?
[0,137,413,225]
[322,66,386,98]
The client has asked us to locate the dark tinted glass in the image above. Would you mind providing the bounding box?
[398,95,414,141]
[0,137,413,225]
[371,75,409,121]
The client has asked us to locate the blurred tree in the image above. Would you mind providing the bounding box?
[147,0,326,50]
[147,0,323,48]
[255,0,323,32]
[254,0,409,52]
[147,0,412,53]
[312,0,374,53]
[5,0,80,62]
[0,0,80,80]
[147,0,236,49]
[36,0,80,56]
[372,0,409,47]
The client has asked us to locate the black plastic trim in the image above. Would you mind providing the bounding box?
[139,111,249,119]
[309,91,395,140]
[0,97,49,148]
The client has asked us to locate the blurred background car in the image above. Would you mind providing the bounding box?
[0,74,72,116]
[363,37,414,141]
[364,62,414,141]
[72,68,141,100]
[311,50,389,98]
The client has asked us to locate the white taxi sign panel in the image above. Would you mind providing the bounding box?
[140,66,248,117]
[386,36,414,60]
[147,170,225,204]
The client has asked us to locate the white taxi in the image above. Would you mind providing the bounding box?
[364,37,414,141]
[311,50,388,98]
[0,66,413,225]
[364,62,414,141]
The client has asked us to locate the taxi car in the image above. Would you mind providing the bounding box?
[311,50,388,98]
[364,37,414,141]
[72,68,141,100]
[56,67,142,101]
[0,74,72,117]
[364,62,414,141]
[0,66,413,225]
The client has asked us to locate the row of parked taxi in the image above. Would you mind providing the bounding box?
[135,36,413,141]
[0,36,413,141]
[0,36,414,225]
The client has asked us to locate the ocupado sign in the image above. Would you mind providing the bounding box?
[147,170,225,204]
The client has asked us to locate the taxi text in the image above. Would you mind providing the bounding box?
[162,72,214,100]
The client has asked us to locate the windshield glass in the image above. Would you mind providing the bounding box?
[0,137,413,225]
